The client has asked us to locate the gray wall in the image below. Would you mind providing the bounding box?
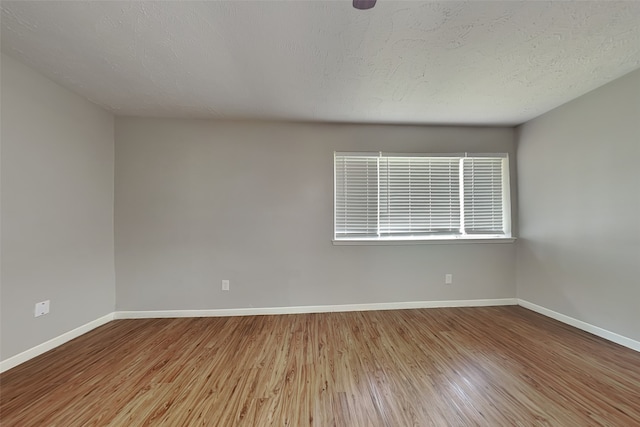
[115,119,517,311]
[516,69,640,342]
[1,54,116,360]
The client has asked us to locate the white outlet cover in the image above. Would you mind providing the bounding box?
[222,280,230,291]
[35,300,50,317]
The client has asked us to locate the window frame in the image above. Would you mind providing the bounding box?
[333,152,515,245]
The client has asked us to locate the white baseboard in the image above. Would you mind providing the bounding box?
[0,312,115,374]
[5,299,635,374]
[0,298,529,373]
[0,299,516,372]
[518,299,640,352]
[113,298,518,319]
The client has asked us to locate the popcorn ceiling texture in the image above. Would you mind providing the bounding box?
[1,1,639,125]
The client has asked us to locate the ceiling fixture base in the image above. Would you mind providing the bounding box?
[353,0,377,10]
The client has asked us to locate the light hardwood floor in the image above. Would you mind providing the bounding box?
[1,306,639,426]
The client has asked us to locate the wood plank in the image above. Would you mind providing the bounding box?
[1,306,639,426]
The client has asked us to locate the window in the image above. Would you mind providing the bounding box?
[334,152,511,242]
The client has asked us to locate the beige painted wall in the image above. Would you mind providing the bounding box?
[517,69,640,342]
[115,119,517,311]
[1,54,116,360]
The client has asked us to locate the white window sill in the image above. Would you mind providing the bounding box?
[332,237,517,245]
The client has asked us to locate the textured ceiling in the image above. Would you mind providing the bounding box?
[2,1,639,125]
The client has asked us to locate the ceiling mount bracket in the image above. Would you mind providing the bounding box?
[353,0,377,10]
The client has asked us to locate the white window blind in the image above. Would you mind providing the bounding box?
[334,155,379,238]
[463,158,505,234]
[334,152,510,241]
[379,157,460,236]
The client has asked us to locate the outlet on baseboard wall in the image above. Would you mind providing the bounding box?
[221,280,230,291]
[445,274,453,285]
[35,300,50,317]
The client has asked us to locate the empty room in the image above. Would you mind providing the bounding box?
[1,1,639,426]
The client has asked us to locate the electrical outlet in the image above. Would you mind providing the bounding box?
[35,300,50,317]
[445,274,453,285]
[222,279,230,291]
